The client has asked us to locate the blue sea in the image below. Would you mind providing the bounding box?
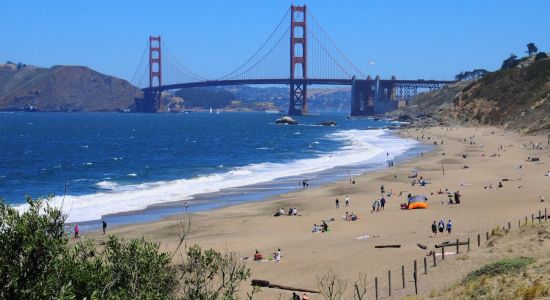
[0,112,426,231]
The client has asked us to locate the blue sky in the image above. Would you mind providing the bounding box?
[2,0,549,83]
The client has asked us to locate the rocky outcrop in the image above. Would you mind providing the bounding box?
[275,116,298,125]
[317,121,337,126]
[0,64,142,112]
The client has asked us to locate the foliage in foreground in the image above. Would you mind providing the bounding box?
[464,257,534,282]
[0,197,252,299]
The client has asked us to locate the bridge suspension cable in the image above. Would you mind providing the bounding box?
[162,38,208,84]
[217,7,291,80]
[307,9,366,79]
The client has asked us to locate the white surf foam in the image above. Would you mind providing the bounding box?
[14,129,417,223]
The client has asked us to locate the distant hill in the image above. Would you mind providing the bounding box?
[450,57,550,133]
[167,85,352,112]
[390,55,550,133]
[0,64,141,112]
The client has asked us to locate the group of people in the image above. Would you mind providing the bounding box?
[292,292,310,300]
[344,211,358,221]
[431,219,452,236]
[371,197,386,212]
[274,207,298,217]
[300,179,310,188]
[312,221,329,233]
[73,220,108,239]
[253,248,281,262]
[335,195,350,208]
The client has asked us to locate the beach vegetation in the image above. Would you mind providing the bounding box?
[0,197,253,299]
[464,257,534,282]
[534,52,548,61]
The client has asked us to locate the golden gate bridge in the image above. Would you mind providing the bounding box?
[131,5,453,116]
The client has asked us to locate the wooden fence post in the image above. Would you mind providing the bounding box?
[539,211,542,223]
[424,257,427,274]
[508,222,511,230]
[525,216,528,225]
[486,231,489,241]
[532,213,534,223]
[477,234,480,246]
[414,260,418,295]
[388,270,391,297]
[433,251,436,267]
[442,246,445,260]
[402,265,405,288]
[375,277,378,300]
[467,237,470,252]
[545,208,547,221]
[456,238,460,254]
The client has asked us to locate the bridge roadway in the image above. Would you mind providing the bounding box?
[141,78,454,93]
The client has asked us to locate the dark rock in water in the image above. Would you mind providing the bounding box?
[317,121,337,126]
[275,116,298,125]
[397,114,413,122]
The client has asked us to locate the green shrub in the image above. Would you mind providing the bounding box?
[1,197,252,299]
[465,257,534,282]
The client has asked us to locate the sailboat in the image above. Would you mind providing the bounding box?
[209,107,213,113]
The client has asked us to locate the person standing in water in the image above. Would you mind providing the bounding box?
[102,220,107,235]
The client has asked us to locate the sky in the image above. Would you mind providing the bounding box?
[2,0,550,84]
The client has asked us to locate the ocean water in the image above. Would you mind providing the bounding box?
[0,112,425,230]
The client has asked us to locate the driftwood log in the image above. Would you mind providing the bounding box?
[374,244,401,248]
[435,241,468,248]
[251,279,320,294]
[417,243,427,249]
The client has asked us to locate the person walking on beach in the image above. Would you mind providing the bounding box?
[380,185,385,194]
[345,195,350,207]
[185,202,189,211]
[380,197,386,210]
[438,219,445,234]
[431,221,437,237]
[335,198,340,208]
[74,224,79,239]
[275,248,281,262]
[292,292,300,300]
[446,220,452,235]
[102,220,107,235]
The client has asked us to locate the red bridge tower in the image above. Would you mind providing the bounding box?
[289,5,307,116]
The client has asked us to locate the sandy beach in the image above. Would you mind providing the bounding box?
[97,126,550,299]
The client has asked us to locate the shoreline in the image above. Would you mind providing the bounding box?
[77,128,427,232]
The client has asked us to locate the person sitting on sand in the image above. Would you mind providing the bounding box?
[274,209,283,217]
[454,191,461,204]
[292,208,298,216]
[254,250,263,261]
[351,213,357,221]
[321,221,329,232]
[498,181,503,188]
[312,224,320,233]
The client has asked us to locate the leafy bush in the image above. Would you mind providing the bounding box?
[465,257,534,282]
[0,197,252,299]
[535,52,548,61]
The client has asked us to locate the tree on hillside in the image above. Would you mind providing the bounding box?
[535,52,548,61]
[526,43,538,56]
[501,54,519,70]
[455,69,489,81]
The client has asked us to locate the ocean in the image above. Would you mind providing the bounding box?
[0,112,426,231]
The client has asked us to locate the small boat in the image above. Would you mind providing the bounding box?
[209,107,213,113]
[264,109,279,114]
